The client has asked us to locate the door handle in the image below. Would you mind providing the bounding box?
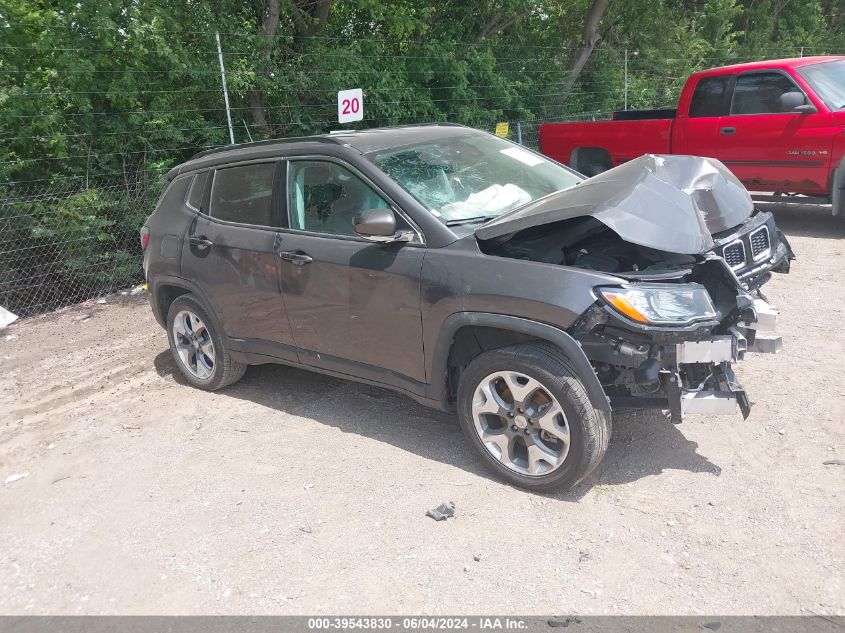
[189,235,213,250]
[278,250,313,266]
[720,127,736,135]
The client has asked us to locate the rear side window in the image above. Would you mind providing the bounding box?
[209,163,277,226]
[731,72,804,114]
[689,76,729,117]
[155,176,191,215]
[187,171,209,211]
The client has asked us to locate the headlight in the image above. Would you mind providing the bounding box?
[597,284,718,326]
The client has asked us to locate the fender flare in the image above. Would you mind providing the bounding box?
[148,275,230,345]
[429,312,611,416]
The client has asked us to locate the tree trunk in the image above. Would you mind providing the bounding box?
[250,0,281,137]
[558,0,610,106]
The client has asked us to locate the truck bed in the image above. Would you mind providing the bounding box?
[539,118,673,170]
[612,108,677,121]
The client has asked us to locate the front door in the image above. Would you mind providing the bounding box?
[181,161,298,362]
[277,159,426,387]
[717,71,833,194]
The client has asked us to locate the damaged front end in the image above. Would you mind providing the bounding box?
[477,154,794,422]
[570,263,781,423]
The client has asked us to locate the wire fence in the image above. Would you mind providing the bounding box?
[0,174,165,316]
[1,39,842,318]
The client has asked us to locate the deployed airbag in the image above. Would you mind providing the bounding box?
[475,154,754,255]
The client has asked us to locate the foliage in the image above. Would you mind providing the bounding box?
[0,0,842,313]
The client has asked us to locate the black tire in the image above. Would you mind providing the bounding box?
[832,161,845,221]
[457,342,611,492]
[580,161,607,178]
[166,293,247,391]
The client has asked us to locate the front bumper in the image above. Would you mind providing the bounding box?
[601,297,780,423]
[672,297,780,422]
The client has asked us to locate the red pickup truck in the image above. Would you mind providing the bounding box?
[539,56,845,218]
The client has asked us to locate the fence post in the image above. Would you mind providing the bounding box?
[624,48,628,111]
[216,31,236,145]
[516,121,523,145]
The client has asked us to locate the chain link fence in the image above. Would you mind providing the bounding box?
[2,114,590,319]
[0,172,165,317]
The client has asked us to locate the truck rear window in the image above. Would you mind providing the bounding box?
[689,76,729,117]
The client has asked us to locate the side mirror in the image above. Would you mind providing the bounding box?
[353,208,408,242]
[779,91,816,113]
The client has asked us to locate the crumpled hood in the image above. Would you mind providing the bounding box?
[475,154,754,255]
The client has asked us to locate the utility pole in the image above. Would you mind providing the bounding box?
[624,48,628,111]
[216,31,235,145]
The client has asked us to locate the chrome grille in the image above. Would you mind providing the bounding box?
[723,240,746,269]
[749,227,771,260]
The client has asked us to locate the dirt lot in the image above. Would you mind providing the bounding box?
[1,205,843,616]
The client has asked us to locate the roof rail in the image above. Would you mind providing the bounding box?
[188,135,339,161]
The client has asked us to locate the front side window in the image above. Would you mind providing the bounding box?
[731,72,805,115]
[365,132,581,226]
[288,161,398,237]
[689,76,729,117]
[209,163,276,226]
[797,60,845,110]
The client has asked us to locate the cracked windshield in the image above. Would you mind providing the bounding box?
[367,133,581,225]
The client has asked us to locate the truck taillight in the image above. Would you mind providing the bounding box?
[140,226,150,251]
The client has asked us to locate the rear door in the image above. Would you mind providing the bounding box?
[180,161,298,362]
[716,70,833,193]
[276,158,427,387]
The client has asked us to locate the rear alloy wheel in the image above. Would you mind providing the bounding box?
[166,294,247,390]
[457,342,611,492]
[172,310,216,381]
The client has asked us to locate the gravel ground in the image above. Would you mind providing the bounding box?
[0,205,843,615]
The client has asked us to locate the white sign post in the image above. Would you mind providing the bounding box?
[337,88,364,124]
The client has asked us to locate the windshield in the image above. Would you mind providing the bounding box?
[797,60,845,110]
[365,132,581,225]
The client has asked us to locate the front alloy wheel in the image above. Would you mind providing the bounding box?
[472,371,570,476]
[457,342,611,492]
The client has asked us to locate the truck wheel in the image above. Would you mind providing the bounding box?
[166,294,247,391]
[832,161,845,220]
[580,162,607,177]
[457,342,611,492]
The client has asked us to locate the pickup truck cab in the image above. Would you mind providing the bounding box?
[539,56,845,217]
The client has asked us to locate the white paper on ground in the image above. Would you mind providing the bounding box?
[0,306,18,329]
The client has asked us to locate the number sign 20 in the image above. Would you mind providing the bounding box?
[337,88,364,124]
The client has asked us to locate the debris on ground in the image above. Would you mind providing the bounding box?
[425,501,455,521]
[5,472,29,485]
[130,284,147,296]
[95,298,107,305]
[4,334,17,342]
[121,424,140,431]
[0,306,18,328]
[548,617,581,628]
[72,314,92,322]
[579,550,591,562]
[823,459,845,466]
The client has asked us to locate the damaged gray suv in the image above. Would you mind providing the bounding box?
[142,125,793,492]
